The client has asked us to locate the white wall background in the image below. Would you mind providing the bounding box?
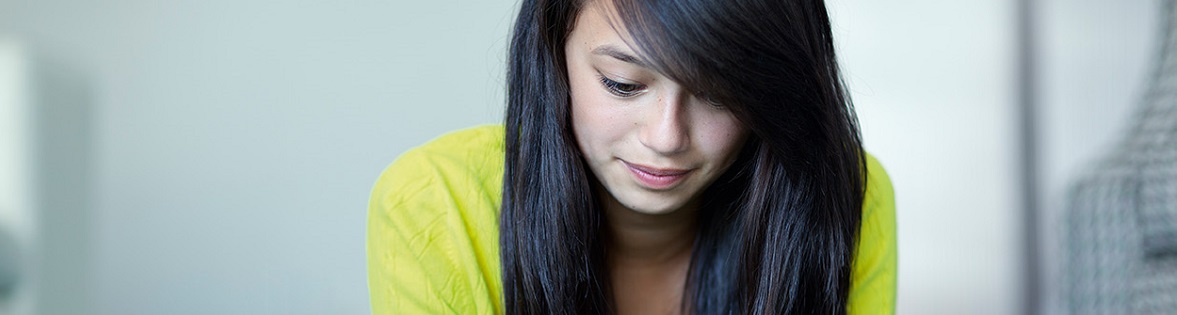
[831,1,1022,314]
[0,0,1159,314]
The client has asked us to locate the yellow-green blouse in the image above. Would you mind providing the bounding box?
[367,125,897,314]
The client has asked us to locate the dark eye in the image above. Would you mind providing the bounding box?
[599,76,645,97]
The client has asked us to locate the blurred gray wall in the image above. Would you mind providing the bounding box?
[1,0,516,314]
[1037,0,1159,314]
[0,0,1157,314]
[0,37,37,315]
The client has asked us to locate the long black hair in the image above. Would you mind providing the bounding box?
[500,0,866,313]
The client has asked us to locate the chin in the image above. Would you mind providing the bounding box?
[620,197,687,215]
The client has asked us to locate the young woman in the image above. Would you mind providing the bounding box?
[368,0,896,314]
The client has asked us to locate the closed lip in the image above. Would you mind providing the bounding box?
[621,160,693,190]
[621,160,693,176]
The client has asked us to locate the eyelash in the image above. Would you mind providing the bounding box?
[596,75,726,109]
[598,75,646,98]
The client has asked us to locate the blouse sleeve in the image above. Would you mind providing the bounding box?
[847,154,899,314]
[366,148,500,315]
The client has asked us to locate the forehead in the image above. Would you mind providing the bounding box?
[568,2,642,59]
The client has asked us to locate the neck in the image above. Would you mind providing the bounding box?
[597,187,699,315]
[600,192,699,266]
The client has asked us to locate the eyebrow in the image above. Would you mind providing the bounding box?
[591,45,648,67]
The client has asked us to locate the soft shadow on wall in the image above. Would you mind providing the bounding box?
[0,38,94,315]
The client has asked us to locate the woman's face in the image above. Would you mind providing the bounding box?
[565,3,749,215]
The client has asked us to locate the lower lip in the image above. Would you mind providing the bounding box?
[623,162,691,190]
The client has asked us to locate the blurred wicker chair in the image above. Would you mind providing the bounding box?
[1062,1,1177,314]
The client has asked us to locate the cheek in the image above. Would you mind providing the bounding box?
[699,118,749,165]
[569,76,629,155]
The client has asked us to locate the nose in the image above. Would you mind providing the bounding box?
[638,90,691,155]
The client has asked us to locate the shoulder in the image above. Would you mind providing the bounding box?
[857,152,896,259]
[367,124,506,314]
[385,124,505,180]
[863,153,895,218]
[371,124,506,211]
[848,152,897,314]
[412,124,505,158]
